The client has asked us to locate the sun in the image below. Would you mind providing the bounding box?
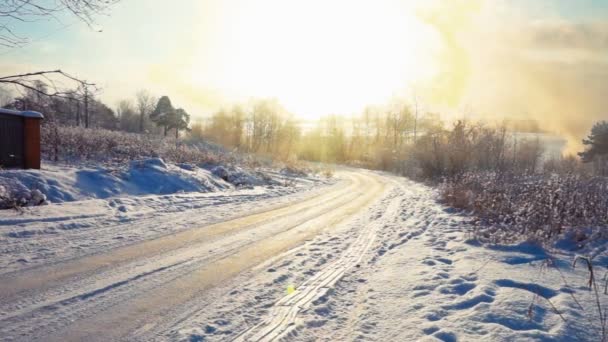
[190,0,440,119]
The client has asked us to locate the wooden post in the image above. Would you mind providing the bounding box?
[23,115,43,169]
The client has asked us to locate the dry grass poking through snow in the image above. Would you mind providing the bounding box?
[440,172,608,245]
[439,171,608,339]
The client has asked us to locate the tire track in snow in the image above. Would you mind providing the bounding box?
[0,174,359,303]
[0,173,368,339]
[29,171,386,341]
[233,180,404,342]
[0,178,337,275]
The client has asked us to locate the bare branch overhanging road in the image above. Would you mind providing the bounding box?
[0,170,391,341]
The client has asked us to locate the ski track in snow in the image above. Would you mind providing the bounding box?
[0,169,606,341]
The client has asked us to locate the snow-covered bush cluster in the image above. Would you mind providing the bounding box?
[210,165,277,187]
[441,172,608,244]
[41,124,227,165]
[0,178,47,209]
[39,125,314,176]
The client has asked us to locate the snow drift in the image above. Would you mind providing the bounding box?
[0,158,302,207]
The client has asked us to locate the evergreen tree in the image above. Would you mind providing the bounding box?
[579,121,608,175]
[579,121,608,162]
[150,96,175,136]
[171,108,190,139]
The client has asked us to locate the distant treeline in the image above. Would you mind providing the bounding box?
[3,83,607,178]
[1,83,189,139]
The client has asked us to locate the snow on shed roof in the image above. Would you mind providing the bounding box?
[0,108,44,119]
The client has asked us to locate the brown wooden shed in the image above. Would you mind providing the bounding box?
[0,108,44,169]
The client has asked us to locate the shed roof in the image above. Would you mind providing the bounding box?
[0,108,44,119]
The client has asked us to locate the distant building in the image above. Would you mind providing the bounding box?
[0,108,44,169]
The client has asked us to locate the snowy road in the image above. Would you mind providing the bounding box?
[0,170,389,341]
[1,169,602,341]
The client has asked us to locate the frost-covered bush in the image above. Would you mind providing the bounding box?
[412,122,545,180]
[0,179,47,209]
[210,165,277,187]
[441,172,608,244]
[41,125,227,165]
[280,160,311,177]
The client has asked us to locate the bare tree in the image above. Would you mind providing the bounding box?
[0,86,13,107]
[0,70,99,128]
[0,0,120,48]
[0,70,96,99]
[135,90,156,133]
[116,99,138,132]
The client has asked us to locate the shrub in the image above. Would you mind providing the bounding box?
[441,172,608,244]
[41,124,227,166]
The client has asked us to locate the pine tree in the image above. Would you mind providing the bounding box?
[150,96,175,136]
[579,121,608,162]
[171,108,190,139]
[579,121,608,175]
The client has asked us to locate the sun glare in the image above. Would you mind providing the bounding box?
[191,0,439,119]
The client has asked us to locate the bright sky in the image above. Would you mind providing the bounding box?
[1,0,607,145]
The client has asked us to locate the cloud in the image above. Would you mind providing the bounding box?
[418,0,608,154]
[527,20,608,51]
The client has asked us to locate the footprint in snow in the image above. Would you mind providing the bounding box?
[422,326,440,335]
[425,310,448,322]
[438,282,476,296]
[314,306,331,317]
[412,290,432,298]
[306,320,327,328]
[422,259,437,266]
[434,330,458,342]
[442,293,495,310]
[461,273,478,282]
[493,279,557,299]
[436,257,453,265]
[434,271,451,279]
[272,274,289,284]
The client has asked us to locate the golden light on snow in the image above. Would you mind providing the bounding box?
[188,0,441,119]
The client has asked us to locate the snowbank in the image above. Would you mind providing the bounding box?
[0,158,311,206]
[210,165,277,187]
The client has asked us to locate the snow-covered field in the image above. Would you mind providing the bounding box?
[0,167,605,341]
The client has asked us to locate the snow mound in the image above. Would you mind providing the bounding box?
[0,177,48,208]
[210,165,277,187]
[126,158,233,195]
[0,158,322,208]
[0,158,236,205]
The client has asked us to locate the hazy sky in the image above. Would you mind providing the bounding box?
[1,0,607,150]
